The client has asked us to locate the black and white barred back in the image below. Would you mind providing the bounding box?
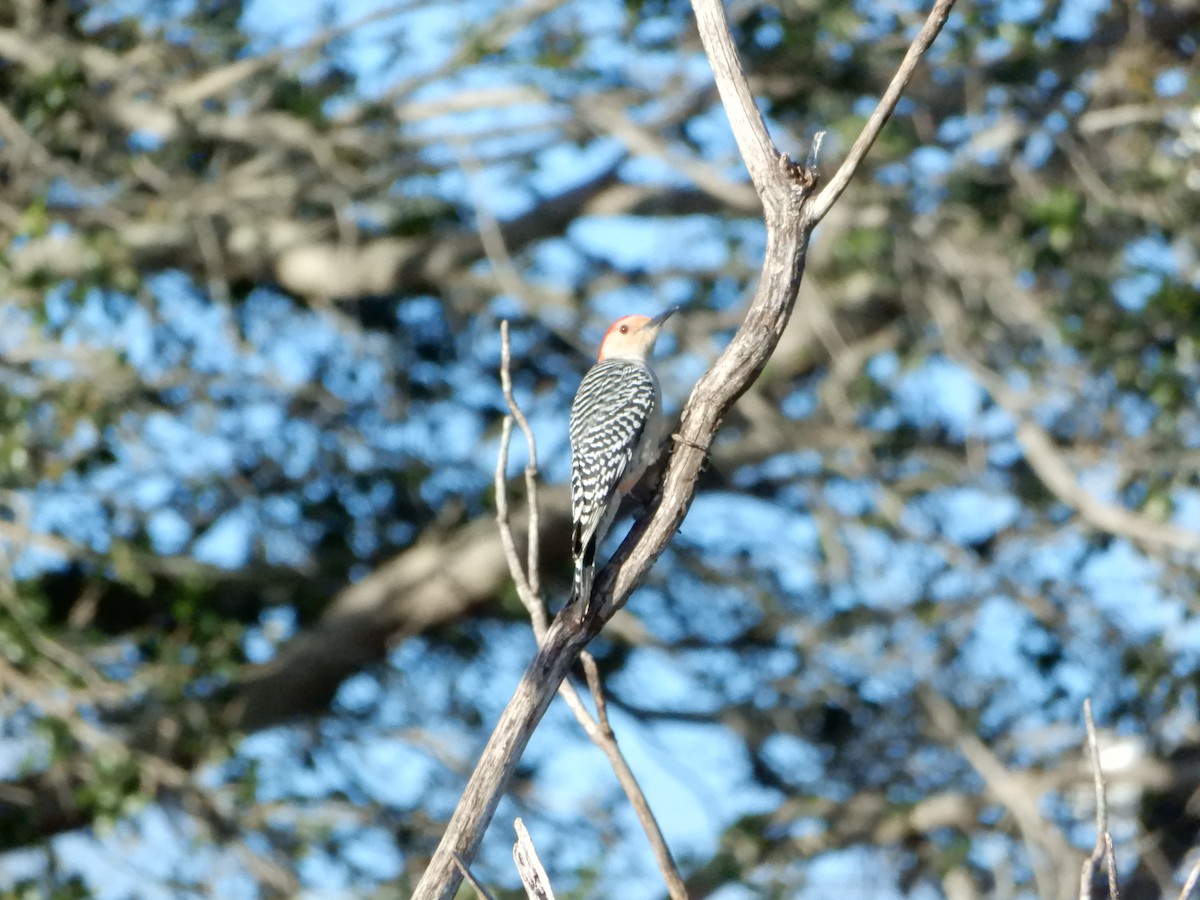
[568,358,662,613]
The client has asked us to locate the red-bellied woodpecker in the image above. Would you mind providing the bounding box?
[569,308,678,615]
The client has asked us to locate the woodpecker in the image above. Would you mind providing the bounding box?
[569,308,678,616]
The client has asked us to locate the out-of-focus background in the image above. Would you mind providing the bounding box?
[0,0,1198,896]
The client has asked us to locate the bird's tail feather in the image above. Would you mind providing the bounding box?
[571,561,595,617]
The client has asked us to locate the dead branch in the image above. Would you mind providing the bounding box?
[1080,699,1120,900]
[411,0,958,895]
[494,324,542,617]
[452,852,499,900]
[513,818,557,900]
[805,0,957,225]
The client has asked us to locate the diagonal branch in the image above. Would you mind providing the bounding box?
[495,322,688,899]
[805,0,957,225]
[1182,857,1200,900]
[453,852,499,900]
[412,0,958,896]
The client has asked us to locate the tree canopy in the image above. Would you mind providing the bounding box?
[1,0,1198,896]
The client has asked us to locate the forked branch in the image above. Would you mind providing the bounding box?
[413,0,958,895]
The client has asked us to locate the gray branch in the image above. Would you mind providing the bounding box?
[410,0,959,896]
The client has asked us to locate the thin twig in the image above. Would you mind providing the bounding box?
[494,415,538,611]
[580,651,690,897]
[576,651,688,897]
[1080,698,1119,900]
[494,322,543,621]
[580,654,612,736]
[452,852,499,900]
[499,321,543,601]
[805,0,958,225]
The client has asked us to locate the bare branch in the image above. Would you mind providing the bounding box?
[577,651,688,899]
[580,654,612,736]
[498,324,542,603]
[412,1,957,894]
[806,0,958,225]
[452,852,499,900]
[495,323,542,619]
[513,819,557,900]
[687,0,794,212]
[1080,699,1120,900]
[1105,835,1119,897]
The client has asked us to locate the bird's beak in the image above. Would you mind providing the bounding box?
[647,306,680,329]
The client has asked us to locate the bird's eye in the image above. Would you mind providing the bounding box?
[619,324,629,334]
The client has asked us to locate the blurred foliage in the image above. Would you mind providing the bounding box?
[0,0,1198,896]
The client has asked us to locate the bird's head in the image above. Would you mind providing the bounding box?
[596,307,679,362]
